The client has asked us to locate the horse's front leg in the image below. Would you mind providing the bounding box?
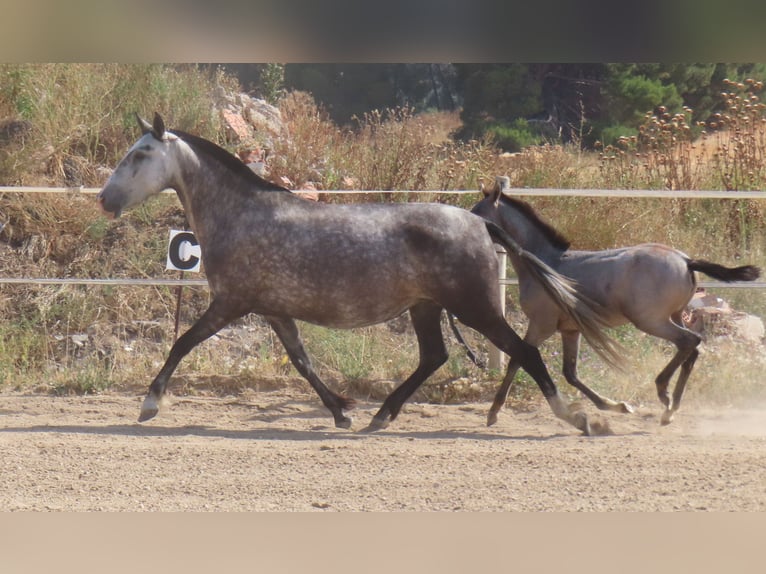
[487,360,521,426]
[560,330,633,414]
[139,299,238,422]
[365,302,447,432]
[266,316,355,429]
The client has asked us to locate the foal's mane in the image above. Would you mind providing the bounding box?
[499,194,571,251]
[170,129,290,193]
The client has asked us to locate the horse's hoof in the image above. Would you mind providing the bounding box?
[138,396,159,422]
[486,411,499,427]
[572,411,592,436]
[138,408,158,423]
[660,410,674,425]
[619,402,634,414]
[334,415,353,429]
[359,417,389,433]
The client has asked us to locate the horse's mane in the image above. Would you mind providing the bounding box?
[499,194,571,251]
[170,129,290,192]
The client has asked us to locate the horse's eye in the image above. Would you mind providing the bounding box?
[132,151,148,162]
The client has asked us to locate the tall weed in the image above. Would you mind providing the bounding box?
[0,64,232,186]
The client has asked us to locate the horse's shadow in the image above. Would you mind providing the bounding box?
[0,420,611,442]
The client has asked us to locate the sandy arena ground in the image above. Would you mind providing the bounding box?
[1,385,765,512]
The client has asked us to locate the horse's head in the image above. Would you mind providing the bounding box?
[472,175,510,220]
[97,112,180,218]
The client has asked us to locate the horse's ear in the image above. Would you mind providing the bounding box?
[136,113,153,134]
[491,184,502,207]
[152,113,166,140]
[493,175,511,206]
[495,176,511,194]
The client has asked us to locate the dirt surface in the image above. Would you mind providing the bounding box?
[1,387,765,511]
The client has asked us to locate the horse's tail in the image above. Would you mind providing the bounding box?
[484,221,625,370]
[687,259,761,282]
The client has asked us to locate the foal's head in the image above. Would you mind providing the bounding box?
[97,113,182,218]
[473,176,571,251]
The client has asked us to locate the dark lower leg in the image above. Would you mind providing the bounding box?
[367,304,447,431]
[661,347,699,425]
[499,333,592,435]
[139,300,238,422]
[267,316,354,429]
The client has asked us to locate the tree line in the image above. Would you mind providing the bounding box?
[222,63,766,151]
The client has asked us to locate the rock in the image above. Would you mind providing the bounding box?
[217,89,283,142]
[687,290,729,311]
[243,98,283,136]
[729,313,765,344]
[220,109,252,143]
[682,289,764,344]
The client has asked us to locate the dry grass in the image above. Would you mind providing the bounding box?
[269,91,504,198]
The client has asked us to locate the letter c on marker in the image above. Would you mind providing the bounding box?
[168,231,200,271]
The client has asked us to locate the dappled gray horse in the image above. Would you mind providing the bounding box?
[97,113,619,434]
[472,178,761,426]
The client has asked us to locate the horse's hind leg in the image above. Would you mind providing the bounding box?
[266,316,355,429]
[560,330,632,414]
[139,298,240,422]
[364,302,447,432]
[637,315,701,425]
[663,346,699,425]
[656,313,701,425]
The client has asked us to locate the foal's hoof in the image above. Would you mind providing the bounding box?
[571,411,592,436]
[359,417,389,433]
[660,409,675,426]
[486,411,499,427]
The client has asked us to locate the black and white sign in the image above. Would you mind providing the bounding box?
[166,230,201,272]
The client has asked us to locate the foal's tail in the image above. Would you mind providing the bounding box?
[484,221,625,370]
[687,259,761,282]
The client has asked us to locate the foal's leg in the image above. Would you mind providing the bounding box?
[560,330,633,414]
[139,298,240,422]
[486,359,522,426]
[658,312,701,425]
[665,347,699,425]
[486,321,555,426]
[634,314,701,425]
[460,308,593,435]
[364,302,448,432]
[266,316,355,429]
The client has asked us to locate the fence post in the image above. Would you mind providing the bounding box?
[488,247,507,371]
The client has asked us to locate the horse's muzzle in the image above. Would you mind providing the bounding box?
[96,192,119,219]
